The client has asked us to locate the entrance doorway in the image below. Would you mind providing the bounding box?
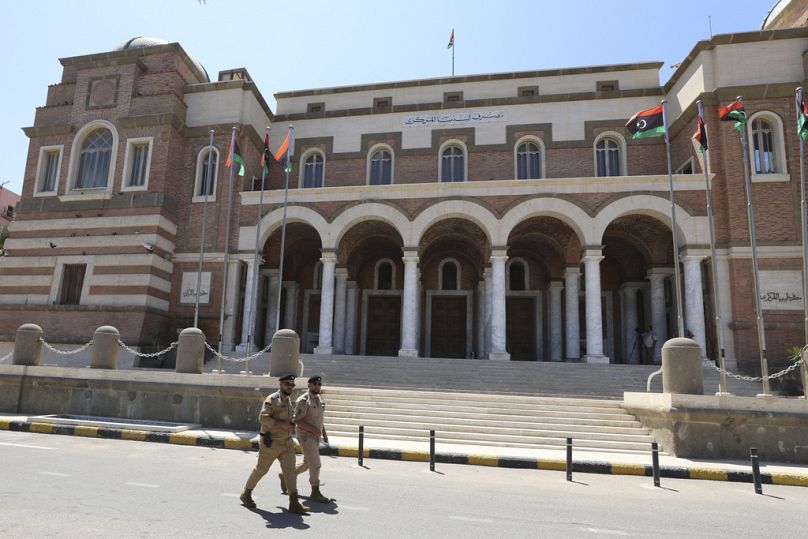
[506,296,536,360]
[366,296,401,356]
[430,296,467,358]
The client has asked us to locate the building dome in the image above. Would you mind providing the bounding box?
[114,36,210,82]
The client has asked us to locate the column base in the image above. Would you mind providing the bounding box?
[488,351,511,361]
[398,348,418,358]
[584,354,609,364]
[313,346,333,355]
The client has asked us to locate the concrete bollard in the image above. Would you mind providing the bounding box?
[269,329,304,377]
[12,323,43,366]
[91,326,120,369]
[175,327,205,374]
[661,337,704,395]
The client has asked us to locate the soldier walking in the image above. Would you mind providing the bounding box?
[240,374,309,514]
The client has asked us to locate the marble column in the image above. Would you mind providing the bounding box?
[583,250,608,363]
[563,267,581,361]
[415,274,422,355]
[715,256,737,368]
[237,259,257,351]
[399,253,419,357]
[222,259,241,352]
[620,282,643,364]
[477,281,486,359]
[314,254,337,355]
[345,281,358,355]
[647,269,670,363]
[264,270,280,341]
[484,267,492,358]
[332,268,348,354]
[683,255,707,357]
[549,280,564,361]
[282,282,298,331]
[489,250,510,361]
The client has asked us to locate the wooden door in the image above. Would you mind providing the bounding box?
[366,296,401,356]
[506,297,535,360]
[431,296,466,358]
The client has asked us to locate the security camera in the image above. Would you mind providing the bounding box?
[143,242,154,253]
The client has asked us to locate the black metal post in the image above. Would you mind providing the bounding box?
[358,425,364,467]
[429,429,436,472]
[566,437,572,481]
[651,442,660,487]
[750,447,762,494]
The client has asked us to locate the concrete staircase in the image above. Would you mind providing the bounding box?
[322,386,662,455]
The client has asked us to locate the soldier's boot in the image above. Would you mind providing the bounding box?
[239,488,256,509]
[288,492,310,514]
[309,485,330,503]
[279,473,287,494]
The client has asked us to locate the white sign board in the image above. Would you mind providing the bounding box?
[759,270,804,311]
[401,110,506,128]
[180,272,212,304]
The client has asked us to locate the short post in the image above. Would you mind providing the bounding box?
[175,327,205,374]
[750,447,762,494]
[651,442,661,487]
[662,337,704,395]
[268,329,304,377]
[90,326,119,369]
[429,429,436,472]
[12,324,43,366]
[566,437,572,482]
[358,425,364,467]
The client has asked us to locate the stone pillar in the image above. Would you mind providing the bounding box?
[268,329,304,377]
[619,282,643,364]
[399,252,419,357]
[583,250,608,363]
[12,324,43,366]
[415,273,422,355]
[91,326,120,369]
[489,250,510,361]
[176,327,205,374]
[222,259,241,352]
[333,268,349,354]
[238,259,257,350]
[549,280,564,361]
[314,253,336,354]
[715,256,737,368]
[683,255,708,358]
[484,267,492,358]
[264,270,281,343]
[345,281,358,355]
[282,282,299,331]
[477,281,486,359]
[564,267,581,361]
[647,268,671,363]
[662,337,704,395]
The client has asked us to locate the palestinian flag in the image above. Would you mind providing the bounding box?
[798,98,808,142]
[273,129,294,174]
[719,99,747,132]
[447,29,454,49]
[693,115,708,153]
[259,132,271,175]
[225,136,246,176]
[626,105,665,139]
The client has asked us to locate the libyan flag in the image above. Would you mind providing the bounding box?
[225,138,246,176]
[719,99,747,132]
[798,98,808,142]
[692,115,708,153]
[626,105,665,139]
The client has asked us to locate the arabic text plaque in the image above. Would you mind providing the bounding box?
[759,270,804,311]
[180,271,212,305]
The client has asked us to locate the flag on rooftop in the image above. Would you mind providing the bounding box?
[225,135,245,176]
[447,29,454,49]
[719,99,747,132]
[625,104,665,139]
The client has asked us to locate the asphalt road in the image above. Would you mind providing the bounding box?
[1,430,806,538]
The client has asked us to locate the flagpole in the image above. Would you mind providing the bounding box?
[216,126,237,373]
[452,40,455,77]
[194,129,215,328]
[735,95,770,396]
[661,100,685,339]
[274,126,294,333]
[796,87,808,398]
[697,100,730,395]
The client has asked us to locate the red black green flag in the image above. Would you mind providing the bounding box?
[273,129,294,174]
[718,99,747,132]
[692,115,708,153]
[225,137,246,176]
[259,133,271,175]
[626,104,665,139]
[798,98,808,142]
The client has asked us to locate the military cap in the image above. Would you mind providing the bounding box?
[279,374,295,382]
[307,375,322,384]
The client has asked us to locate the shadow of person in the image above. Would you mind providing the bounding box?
[246,506,310,530]
[301,498,339,515]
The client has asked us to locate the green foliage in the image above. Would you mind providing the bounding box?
[788,345,805,363]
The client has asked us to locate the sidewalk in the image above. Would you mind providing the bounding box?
[2,412,807,487]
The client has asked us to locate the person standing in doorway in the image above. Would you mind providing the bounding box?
[285,375,331,503]
[641,325,658,364]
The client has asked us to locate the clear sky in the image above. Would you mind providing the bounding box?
[0,0,775,195]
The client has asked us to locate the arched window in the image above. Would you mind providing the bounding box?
[440,145,465,182]
[76,129,113,188]
[193,147,219,199]
[302,152,325,188]
[376,260,393,290]
[509,260,526,291]
[369,148,393,185]
[440,260,459,290]
[515,141,542,179]
[595,137,621,177]
[751,118,777,174]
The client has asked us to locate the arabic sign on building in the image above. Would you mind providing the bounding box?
[401,110,506,128]
[180,271,211,304]
[759,270,804,311]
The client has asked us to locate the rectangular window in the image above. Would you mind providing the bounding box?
[128,143,150,187]
[36,146,62,194]
[59,264,87,305]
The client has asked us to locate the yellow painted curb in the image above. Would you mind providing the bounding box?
[29,422,53,434]
[0,419,11,430]
[224,438,253,450]
[120,429,147,442]
[169,433,199,446]
[688,467,728,481]
[74,426,98,438]
[610,463,647,476]
[467,455,498,467]
[538,460,567,471]
[401,450,428,462]
[770,472,808,487]
[338,447,369,458]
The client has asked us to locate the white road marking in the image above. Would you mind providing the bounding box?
[584,528,629,536]
[338,504,370,511]
[0,442,57,451]
[125,482,159,488]
[448,515,493,524]
[40,471,71,477]
[221,493,240,498]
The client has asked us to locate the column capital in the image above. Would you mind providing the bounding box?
[549,280,564,290]
[320,254,337,264]
[402,248,419,258]
[646,267,674,280]
[335,267,349,277]
[347,280,358,290]
[490,247,509,258]
[619,281,646,292]
[582,254,604,264]
[563,266,581,277]
[402,255,419,264]
[681,254,707,263]
[490,254,508,264]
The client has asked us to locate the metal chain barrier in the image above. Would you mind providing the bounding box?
[39,338,93,355]
[204,341,271,363]
[702,356,805,382]
[118,339,177,358]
